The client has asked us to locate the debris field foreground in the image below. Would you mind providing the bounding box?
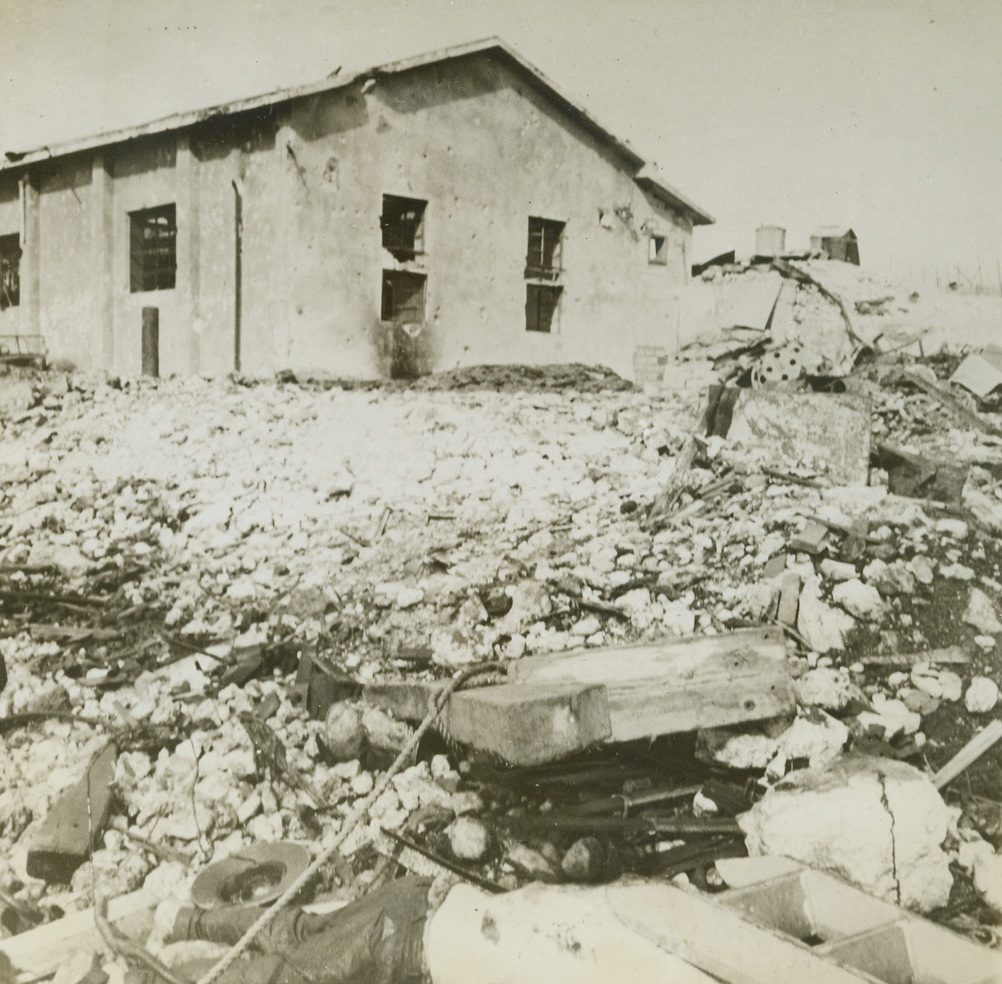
[0,350,1001,979]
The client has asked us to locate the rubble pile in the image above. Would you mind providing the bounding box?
[0,306,1002,976]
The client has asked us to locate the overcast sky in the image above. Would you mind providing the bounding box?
[2,0,1000,286]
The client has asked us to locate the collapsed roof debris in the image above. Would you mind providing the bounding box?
[0,262,1001,980]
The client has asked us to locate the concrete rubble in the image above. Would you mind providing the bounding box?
[0,265,1001,977]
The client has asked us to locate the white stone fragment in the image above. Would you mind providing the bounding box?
[957,838,1002,911]
[796,576,854,653]
[795,667,864,712]
[832,579,884,620]
[965,588,1002,634]
[448,816,491,862]
[965,677,1000,714]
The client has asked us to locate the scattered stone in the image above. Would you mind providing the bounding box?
[832,579,884,620]
[324,704,366,762]
[448,816,490,862]
[935,518,969,539]
[964,588,1002,634]
[862,559,916,596]
[0,379,34,416]
[560,837,607,883]
[819,559,857,583]
[957,837,1002,910]
[943,563,976,582]
[504,842,560,882]
[965,677,1001,714]
[857,695,921,739]
[911,664,944,699]
[908,554,935,585]
[794,667,865,712]
[938,671,963,702]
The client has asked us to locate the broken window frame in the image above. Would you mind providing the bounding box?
[0,233,20,310]
[525,217,565,281]
[648,234,668,265]
[381,270,426,324]
[381,194,427,262]
[525,283,562,334]
[129,204,177,293]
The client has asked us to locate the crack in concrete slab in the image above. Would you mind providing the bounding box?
[877,769,901,906]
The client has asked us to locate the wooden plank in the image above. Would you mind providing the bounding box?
[446,683,611,766]
[0,888,156,979]
[861,645,970,669]
[509,628,793,742]
[363,679,449,723]
[26,742,117,883]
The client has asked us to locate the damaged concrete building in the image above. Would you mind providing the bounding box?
[0,38,712,379]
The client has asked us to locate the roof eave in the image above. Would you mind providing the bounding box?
[634,174,714,225]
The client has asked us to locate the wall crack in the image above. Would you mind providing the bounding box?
[877,770,901,906]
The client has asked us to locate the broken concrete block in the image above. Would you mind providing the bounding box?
[724,389,871,485]
[797,576,854,653]
[950,347,1002,398]
[738,757,955,912]
[446,683,611,766]
[964,588,1002,634]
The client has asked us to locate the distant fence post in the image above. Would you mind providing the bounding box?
[142,306,159,377]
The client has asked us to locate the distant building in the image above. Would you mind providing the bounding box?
[0,38,712,379]
[810,226,859,265]
[755,224,786,257]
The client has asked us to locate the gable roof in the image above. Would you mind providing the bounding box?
[1,37,713,225]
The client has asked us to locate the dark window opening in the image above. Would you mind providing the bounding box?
[649,234,667,265]
[129,204,176,292]
[0,234,21,310]
[381,270,426,323]
[525,216,565,280]
[381,195,427,261]
[526,284,561,333]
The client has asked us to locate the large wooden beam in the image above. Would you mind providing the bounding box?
[0,888,156,980]
[508,628,793,742]
[446,683,612,766]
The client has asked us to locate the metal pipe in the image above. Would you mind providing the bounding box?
[231,180,243,372]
